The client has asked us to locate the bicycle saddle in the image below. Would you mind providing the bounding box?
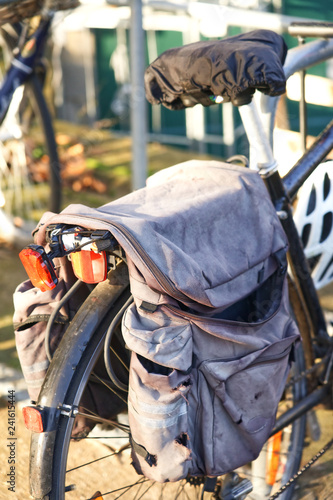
[145,29,287,108]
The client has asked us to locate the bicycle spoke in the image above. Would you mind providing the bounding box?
[135,481,156,500]
[77,405,130,433]
[109,344,130,373]
[87,478,150,500]
[175,480,190,500]
[90,372,128,405]
[66,451,119,474]
[132,480,146,500]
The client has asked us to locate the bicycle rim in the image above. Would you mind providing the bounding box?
[35,273,307,500]
[0,74,61,243]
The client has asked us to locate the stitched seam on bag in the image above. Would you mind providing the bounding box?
[242,420,269,434]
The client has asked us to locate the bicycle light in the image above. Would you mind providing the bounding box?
[70,249,107,284]
[19,245,58,292]
[22,406,44,433]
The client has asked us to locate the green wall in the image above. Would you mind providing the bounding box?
[93,28,186,137]
[92,1,333,155]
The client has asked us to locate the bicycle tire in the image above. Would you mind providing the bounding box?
[30,262,308,500]
[29,72,61,214]
[0,71,61,243]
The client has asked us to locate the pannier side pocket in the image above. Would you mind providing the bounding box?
[122,303,193,371]
[13,279,69,402]
[128,352,192,482]
[195,325,299,476]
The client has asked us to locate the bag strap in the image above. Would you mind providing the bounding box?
[14,313,69,331]
[130,435,157,467]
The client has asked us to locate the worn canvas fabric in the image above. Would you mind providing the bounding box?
[30,160,300,478]
[34,160,288,311]
[123,281,299,480]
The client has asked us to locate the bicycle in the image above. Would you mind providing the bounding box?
[19,22,333,500]
[0,0,78,246]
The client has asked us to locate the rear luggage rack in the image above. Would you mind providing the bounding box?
[288,22,333,39]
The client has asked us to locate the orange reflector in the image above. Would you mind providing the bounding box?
[19,245,58,292]
[22,406,44,433]
[266,431,283,486]
[91,493,103,500]
[71,250,107,284]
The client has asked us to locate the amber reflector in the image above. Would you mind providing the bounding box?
[22,406,44,433]
[91,493,103,500]
[71,250,107,284]
[266,431,283,486]
[19,245,58,292]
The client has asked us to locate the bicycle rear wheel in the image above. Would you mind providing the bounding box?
[243,342,307,500]
[0,70,61,244]
[30,263,307,500]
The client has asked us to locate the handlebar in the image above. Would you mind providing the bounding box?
[239,34,333,173]
[231,88,255,107]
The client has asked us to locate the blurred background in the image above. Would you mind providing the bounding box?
[52,0,333,157]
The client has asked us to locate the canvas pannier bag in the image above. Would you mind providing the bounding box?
[13,256,128,438]
[32,160,300,479]
[13,256,81,403]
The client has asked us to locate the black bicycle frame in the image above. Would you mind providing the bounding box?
[265,121,333,343]
[260,121,333,436]
[265,121,333,340]
[0,16,52,123]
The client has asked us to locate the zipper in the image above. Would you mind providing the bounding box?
[108,221,187,301]
[40,213,286,317]
[197,345,294,377]
[165,299,283,328]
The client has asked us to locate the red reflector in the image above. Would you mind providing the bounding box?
[19,245,58,292]
[22,406,44,433]
[71,250,107,284]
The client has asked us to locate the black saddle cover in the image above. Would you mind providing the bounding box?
[145,29,287,108]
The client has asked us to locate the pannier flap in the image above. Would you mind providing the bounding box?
[34,160,287,308]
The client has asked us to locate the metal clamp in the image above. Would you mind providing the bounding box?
[58,403,78,418]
